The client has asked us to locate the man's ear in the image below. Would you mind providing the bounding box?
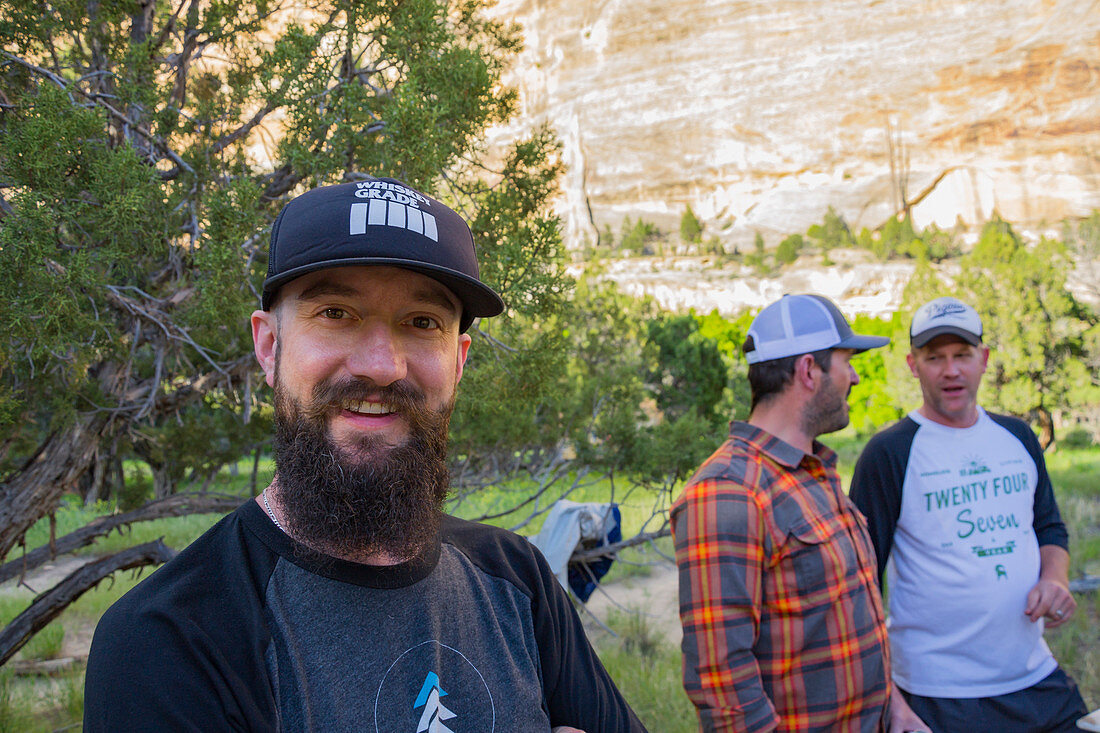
[793,353,819,392]
[906,351,918,378]
[454,333,472,384]
[251,310,277,387]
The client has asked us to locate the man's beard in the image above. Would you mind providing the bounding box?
[272,374,453,563]
[801,369,850,438]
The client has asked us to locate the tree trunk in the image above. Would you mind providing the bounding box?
[1037,407,1055,451]
[0,363,123,563]
[0,410,114,564]
[152,463,175,499]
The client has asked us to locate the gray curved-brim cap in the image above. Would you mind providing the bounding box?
[745,294,890,363]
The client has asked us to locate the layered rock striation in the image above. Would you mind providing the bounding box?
[486,0,1100,250]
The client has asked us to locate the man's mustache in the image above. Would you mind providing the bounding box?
[299,377,429,422]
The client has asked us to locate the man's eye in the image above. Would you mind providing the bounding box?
[410,315,439,330]
[322,308,346,319]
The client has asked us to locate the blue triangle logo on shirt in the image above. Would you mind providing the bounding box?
[414,671,447,709]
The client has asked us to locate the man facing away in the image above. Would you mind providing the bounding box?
[84,179,646,733]
[672,294,893,732]
[850,296,1088,733]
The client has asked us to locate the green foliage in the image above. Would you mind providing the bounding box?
[775,233,804,264]
[0,84,166,432]
[846,313,906,434]
[694,309,753,422]
[846,215,959,262]
[742,232,769,271]
[646,314,728,425]
[679,205,703,244]
[619,217,663,256]
[1061,428,1096,449]
[806,207,855,251]
[700,235,725,256]
[556,277,656,471]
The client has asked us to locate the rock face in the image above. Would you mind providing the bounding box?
[485,0,1100,251]
[575,250,918,319]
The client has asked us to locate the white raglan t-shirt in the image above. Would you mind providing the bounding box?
[851,408,1063,698]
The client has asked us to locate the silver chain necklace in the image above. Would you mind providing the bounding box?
[262,488,283,531]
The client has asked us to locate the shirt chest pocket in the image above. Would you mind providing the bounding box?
[777,515,860,594]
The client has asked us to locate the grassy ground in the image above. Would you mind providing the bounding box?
[1,445,1097,731]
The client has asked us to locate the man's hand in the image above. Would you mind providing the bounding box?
[888,686,930,733]
[1025,577,1076,626]
[1026,545,1076,627]
[551,727,585,733]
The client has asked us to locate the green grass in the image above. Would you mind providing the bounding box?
[1048,590,1100,711]
[1048,446,1100,498]
[1,443,1098,729]
[592,609,696,732]
[0,669,83,733]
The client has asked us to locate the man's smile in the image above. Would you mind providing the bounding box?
[341,399,396,416]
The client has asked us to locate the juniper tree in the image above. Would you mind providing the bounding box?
[0,0,568,651]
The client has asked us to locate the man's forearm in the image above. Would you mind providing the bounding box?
[1039,544,1071,585]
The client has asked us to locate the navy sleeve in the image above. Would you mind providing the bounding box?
[988,414,1069,550]
[83,508,278,733]
[444,518,648,733]
[529,541,650,733]
[849,418,919,583]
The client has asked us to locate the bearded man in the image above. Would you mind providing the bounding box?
[85,179,645,733]
[672,294,895,732]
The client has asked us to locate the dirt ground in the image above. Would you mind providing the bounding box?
[0,555,99,662]
[581,559,682,647]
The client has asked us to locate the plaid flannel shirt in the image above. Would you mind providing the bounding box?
[671,422,891,732]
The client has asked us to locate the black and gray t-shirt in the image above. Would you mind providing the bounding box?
[84,501,645,732]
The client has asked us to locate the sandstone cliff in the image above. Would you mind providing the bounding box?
[486,0,1100,252]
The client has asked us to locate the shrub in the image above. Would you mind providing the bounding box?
[775,234,804,264]
[1061,428,1095,449]
[680,205,703,243]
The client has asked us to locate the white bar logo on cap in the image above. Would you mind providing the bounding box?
[349,180,439,242]
[348,200,438,242]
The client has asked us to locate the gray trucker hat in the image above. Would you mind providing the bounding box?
[744,294,890,364]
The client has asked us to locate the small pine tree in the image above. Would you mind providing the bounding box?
[680,205,703,243]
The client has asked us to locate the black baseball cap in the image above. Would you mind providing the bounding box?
[262,178,504,332]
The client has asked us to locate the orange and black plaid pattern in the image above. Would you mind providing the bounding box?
[671,422,891,732]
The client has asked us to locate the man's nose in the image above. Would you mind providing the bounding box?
[849,363,860,386]
[345,321,407,386]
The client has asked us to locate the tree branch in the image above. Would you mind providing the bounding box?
[0,492,242,585]
[0,540,176,667]
[570,527,672,563]
[209,99,278,157]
